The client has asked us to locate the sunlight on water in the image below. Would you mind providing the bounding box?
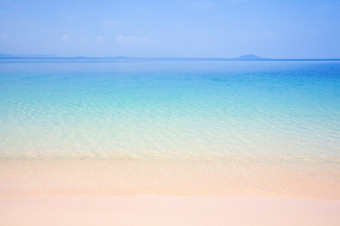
[0,60,339,197]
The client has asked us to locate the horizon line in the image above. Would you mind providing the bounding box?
[1,54,340,61]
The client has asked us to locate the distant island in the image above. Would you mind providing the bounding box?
[235,54,269,60]
[0,54,339,61]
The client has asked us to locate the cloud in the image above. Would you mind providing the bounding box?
[97,35,104,42]
[0,32,7,37]
[116,35,153,44]
[62,34,69,41]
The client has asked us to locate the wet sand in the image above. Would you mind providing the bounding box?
[1,158,339,199]
[1,158,339,225]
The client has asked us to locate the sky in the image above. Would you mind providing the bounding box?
[0,0,339,58]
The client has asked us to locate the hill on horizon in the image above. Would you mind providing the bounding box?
[236,54,267,60]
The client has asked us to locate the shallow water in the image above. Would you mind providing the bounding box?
[1,60,339,197]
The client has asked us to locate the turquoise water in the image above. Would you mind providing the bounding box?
[1,60,340,162]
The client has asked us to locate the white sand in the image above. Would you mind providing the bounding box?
[1,159,339,225]
[0,195,339,226]
[1,158,340,199]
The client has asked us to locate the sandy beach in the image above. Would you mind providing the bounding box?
[1,158,339,225]
[1,158,339,198]
[1,195,340,226]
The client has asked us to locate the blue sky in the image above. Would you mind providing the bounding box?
[0,0,339,58]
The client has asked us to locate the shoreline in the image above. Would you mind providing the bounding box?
[1,157,339,199]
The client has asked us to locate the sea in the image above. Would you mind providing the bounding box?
[0,59,339,198]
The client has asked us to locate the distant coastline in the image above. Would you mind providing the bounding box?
[1,54,340,61]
